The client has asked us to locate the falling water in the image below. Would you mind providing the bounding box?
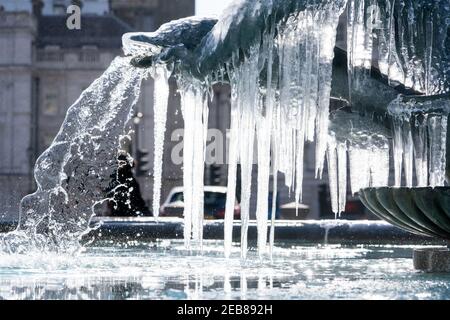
[2,57,149,253]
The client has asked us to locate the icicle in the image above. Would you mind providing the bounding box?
[428,115,448,187]
[327,136,339,215]
[269,47,281,260]
[329,110,390,214]
[255,100,270,258]
[180,88,194,249]
[402,121,414,187]
[392,117,404,187]
[348,0,449,96]
[315,14,341,178]
[349,146,370,195]
[151,65,171,219]
[269,168,278,261]
[294,124,306,210]
[389,95,449,188]
[255,28,275,259]
[223,55,240,259]
[369,142,390,187]
[238,46,259,260]
[337,142,348,215]
[179,81,208,249]
[347,0,377,94]
[412,115,428,187]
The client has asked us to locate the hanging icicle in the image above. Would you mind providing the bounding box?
[151,64,171,219]
[178,78,209,250]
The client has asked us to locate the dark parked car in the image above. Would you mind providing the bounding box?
[159,186,241,219]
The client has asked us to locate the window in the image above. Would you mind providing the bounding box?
[79,46,100,63]
[43,92,59,115]
[37,50,64,62]
[78,51,99,63]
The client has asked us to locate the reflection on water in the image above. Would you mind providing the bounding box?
[0,241,449,300]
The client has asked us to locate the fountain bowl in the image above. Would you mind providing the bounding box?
[359,187,450,241]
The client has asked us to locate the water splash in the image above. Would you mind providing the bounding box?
[2,57,148,253]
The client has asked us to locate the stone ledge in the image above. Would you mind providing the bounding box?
[2,218,448,246]
[85,218,446,245]
[413,248,450,273]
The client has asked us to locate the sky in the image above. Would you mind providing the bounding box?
[195,0,235,17]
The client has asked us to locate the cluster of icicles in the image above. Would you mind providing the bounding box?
[149,1,449,259]
[150,7,345,259]
[389,96,449,188]
[347,0,449,96]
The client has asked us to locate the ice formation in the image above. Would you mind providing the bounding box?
[347,0,450,96]
[3,0,449,257]
[186,0,349,256]
[178,77,209,249]
[328,111,390,216]
[388,95,450,188]
[159,0,448,256]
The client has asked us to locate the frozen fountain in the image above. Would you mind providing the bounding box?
[127,0,450,269]
[0,0,450,299]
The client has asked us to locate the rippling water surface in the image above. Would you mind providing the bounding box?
[0,241,449,300]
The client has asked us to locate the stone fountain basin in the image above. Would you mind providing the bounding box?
[359,187,450,240]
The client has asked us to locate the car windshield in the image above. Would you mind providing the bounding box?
[169,191,227,207]
[170,192,184,203]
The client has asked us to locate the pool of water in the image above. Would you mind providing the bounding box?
[0,240,449,300]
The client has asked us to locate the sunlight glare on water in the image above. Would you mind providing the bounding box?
[0,241,449,300]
